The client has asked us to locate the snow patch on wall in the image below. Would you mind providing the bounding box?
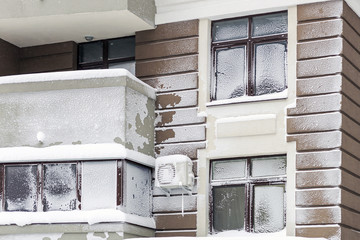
[0,209,155,228]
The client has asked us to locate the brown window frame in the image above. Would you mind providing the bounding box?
[209,155,287,233]
[211,12,288,101]
[78,36,135,70]
[0,161,81,212]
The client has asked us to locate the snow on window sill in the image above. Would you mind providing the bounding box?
[0,143,155,168]
[206,89,288,107]
[0,209,155,229]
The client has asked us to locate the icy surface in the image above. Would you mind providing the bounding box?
[5,165,37,212]
[43,163,77,211]
[212,159,246,180]
[254,185,285,233]
[252,12,288,37]
[213,18,248,42]
[125,162,152,217]
[0,209,155,228]
[251,156,286,177]
[0,143,155,167]
[82,161,117,210]
[255,41,287,96]
[215,46,246,100]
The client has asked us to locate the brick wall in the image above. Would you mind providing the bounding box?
[136,20,206,237]
[287,1,360,239]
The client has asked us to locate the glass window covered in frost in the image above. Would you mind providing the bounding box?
[78,36,135,74]
[210,155,286,233]
[211,12,287,101]
[5,165,38,212]
[43,163,77,211]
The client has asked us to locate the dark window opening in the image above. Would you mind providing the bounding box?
[78,36,135,74]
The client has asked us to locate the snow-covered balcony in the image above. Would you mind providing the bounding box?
[0,69,156,238]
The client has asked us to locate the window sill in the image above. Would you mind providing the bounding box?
[0,209,155,229]
[206,89,288,107]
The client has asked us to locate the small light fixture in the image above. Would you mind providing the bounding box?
[37,131,45,143]
[84,36,94,42]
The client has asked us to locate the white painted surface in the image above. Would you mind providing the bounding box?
[81,161,117,210]
[0,209,155,229]
[155,0,332,24]
[216,114,276,138]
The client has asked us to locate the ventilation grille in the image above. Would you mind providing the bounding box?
[157,163,176,184]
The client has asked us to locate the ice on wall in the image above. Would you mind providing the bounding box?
[254,185,285,233]
[82,161,117,210]
[125,161,152,217]
[43,163,77,211]
[254,42,287,96]
[215,46,246,100]
[125,88,155,156]
[5,165,37,212]
[0,86,125,147]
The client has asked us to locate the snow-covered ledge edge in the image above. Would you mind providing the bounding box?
[0,143,155,168]
[0,209,155,229]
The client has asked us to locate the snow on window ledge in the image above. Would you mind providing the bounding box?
[0,209,155,229]
[207,89,288,107]
[0,143,155,168]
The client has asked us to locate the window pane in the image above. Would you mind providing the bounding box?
[254,185,285,233]
[5,165,37,211]
[251,156,286,177]
[109,61,135,75]
[125,161,152,217]
[108,37,135,60]
[79,41,103,64]
[212,159,246,180]
[43,163,77,211]
[213,186,245,232]
[252,12,288,37]
[254,41,287,96]
[213,18,248,42]
[214,46,246,100]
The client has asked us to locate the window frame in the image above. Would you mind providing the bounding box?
[209,155,287,233]
[0,161,81,212]
[210,11,288,102]
[78,36,135,70]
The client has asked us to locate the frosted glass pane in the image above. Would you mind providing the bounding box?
[125,161,152,217]
[213,186,245,232]
[254,41,287,96]
[252,13,288,37]
[79,41,103,63]
[254,185,285,233]
[213,18,248,42]
[251,156,286,177]
[43,163,77,211]
[212,159,246,180]
[108,37,135,60]
[215,46,246,100]
[109,61,135,75]
[5,165,37,212]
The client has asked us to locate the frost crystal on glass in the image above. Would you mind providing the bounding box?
[212,159,246,180]
[215,46,246,100]
[5,165,37,212]
[252,12,288,37]
[43,163,77,211]
[213,18,248,42]
[254,41,287,96]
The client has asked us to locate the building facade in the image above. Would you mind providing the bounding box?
[0,0,360,239]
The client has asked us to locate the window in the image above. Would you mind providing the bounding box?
[78,36,135,74]
[210,155,286,233]
[211,12,288,101]
[0,163,80,212]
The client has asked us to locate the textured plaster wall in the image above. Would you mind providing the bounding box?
[196,6,298,236]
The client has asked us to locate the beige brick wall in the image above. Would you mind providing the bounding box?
[288,0,360,239]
